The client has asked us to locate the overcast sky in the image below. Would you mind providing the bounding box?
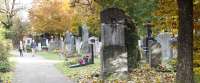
[16,0,33,22]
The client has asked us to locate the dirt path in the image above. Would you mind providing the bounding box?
[12,51,74,83]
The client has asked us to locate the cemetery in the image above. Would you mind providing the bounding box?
[0,0,199,83]
[33,8,182,82]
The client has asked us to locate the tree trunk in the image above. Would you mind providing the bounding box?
[176,0,193,83]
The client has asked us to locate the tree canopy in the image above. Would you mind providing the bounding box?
[29,0,73,34]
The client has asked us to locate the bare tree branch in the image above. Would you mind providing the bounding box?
[0,0,20,29]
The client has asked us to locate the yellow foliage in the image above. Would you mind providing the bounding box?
[29,0,73,34]
[69,0,101,36]
[194,67,200,75]
[153,0,178,35]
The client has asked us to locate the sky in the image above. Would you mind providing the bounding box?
[16,0,33,22]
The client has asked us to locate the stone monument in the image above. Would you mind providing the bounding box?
[100,8,128,80]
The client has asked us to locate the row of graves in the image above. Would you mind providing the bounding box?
[28,8,178,80]
[41,24,102,67]
[22,35,49,52]
[38,8,178,80]
[64,25,102,67]
[98,8,178,80]
[138,32,177,69]
[23,25,102,64]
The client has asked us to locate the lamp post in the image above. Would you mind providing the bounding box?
[144,21,153,66]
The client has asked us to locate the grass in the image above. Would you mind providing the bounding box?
[37,51,63,60]
[37,51,200,82]
[55,57,101,81]
[37,51,101,81]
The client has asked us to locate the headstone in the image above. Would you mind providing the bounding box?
[170,37,177,58]
[64,31,75,56]
[96,41,102,56]
[75,37,81,54]
[80,25,90,55]
[37,42,42,51]
[156,32,172,65]
[60,37,64,56]
[100,8,128,80]
[46,39,49,48]
[89,36,100,56]
[49,36,54,51]
[138,40,145,62]
[41,38,48,50]
[149,40,162,67]
[94,39,102,57]
[140,38,162,67]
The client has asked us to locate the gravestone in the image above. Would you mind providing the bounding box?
[41,38,48,50]
[49,36,54,51]
[37,42,42,51]
[95,39,102,57]
[88,36,101,56]
[156,32,172,65]
[65,31,75,56]
[46,38,49,48]
[60,37,64,57]
[138,40,145,63]
[170,37,178,58]
[140,38,162,68]
[75,37,81,55]
[80,25,90,55]
[149,40,162,68]
[100,8,128,80]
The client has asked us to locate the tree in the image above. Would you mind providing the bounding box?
[0,0,22,29]
[29,0,73,34]
[69,0,101,36]
[176,0,193,83]
[96,0,158,36]
[10,16,29,47]
[153,0,178,35]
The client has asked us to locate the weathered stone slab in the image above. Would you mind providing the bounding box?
[100,8,128,80]
[156,32,172,65]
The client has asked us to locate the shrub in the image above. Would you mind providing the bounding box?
[0,28,11,73]
[0,61,10,73]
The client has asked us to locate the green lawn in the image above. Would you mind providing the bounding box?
[37,51,101,81]
[55,57,101,81]
[37,51,63,60]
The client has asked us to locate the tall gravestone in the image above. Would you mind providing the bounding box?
[80,25,90,55]
[49,36,54,51]
[75,37,81,55]
[100,8,128,80]
[149,40,162,67]
[156,32,172,65]
[64,31,75,56]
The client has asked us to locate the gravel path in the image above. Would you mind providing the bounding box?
[12,51,74,83]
